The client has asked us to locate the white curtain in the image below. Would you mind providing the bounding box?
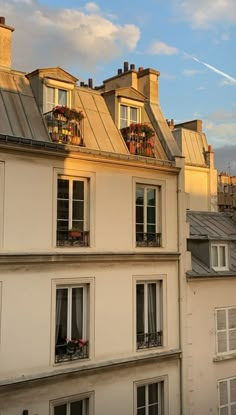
[148,283,157,334]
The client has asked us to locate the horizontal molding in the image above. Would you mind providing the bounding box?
[0,252,180,265]
[0,349,181,389]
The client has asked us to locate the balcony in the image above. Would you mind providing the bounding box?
[137,331,162,350]
[43,106,85,146]
[57,230,90,247]
[55,339,89,363]
[136,232,161,247]
[120,123,155,157]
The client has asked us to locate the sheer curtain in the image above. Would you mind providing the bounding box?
[148,283,157,334]
[55,289,63,344]
[72,287,83,340]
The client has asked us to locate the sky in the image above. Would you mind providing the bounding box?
[0,0,235,174]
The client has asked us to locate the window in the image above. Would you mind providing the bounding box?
[54,397,89,415]
[216,307,236,355]
[211,243,229,270]
[136,185,161,247]
[218,377,236,415]
[136,281,162,349]
[46,86,68,113]
[55,285,89,363]
[120,104,139,128]
[137,381,164,415]
[57,176,89,247]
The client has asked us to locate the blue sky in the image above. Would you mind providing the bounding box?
[1,0,235,173]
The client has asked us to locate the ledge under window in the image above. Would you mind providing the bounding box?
[213,352,236,362]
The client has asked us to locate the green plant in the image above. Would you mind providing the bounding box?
[52,106,84,122]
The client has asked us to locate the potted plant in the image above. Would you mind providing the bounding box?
[52,106,84,122]
[68,227,82,238]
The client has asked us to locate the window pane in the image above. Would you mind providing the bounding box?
[130,107,138,123]
[217,310,226,330]
[54,404,67,415]
[136,187,144,206]
[229,330,236,351]
[230,378,236,402]
[136,206,144,224]
[147,225,156,234]
[149,404,158,415]
[57,200,69,220]
[148,284,157,334]
[218,332,227,353]
[72,287,83,340]
[149,383,158,404]
[70,400,83,415]
[120,105,128,128]
[58,179,69,199]
[219,246,226,267]
[137,409,146,415]
[219,381,228,405]
[229,309,236,329]
[137,285,144,335]
[137,385,145,408]
[58,89,67,106]
[73,180,84,200]
[212,246,218,267]
[56,289,68,345]
[73,201,84,221]
[231,405,236,415]
[147,189,156,206]
[147,207,155,224]
[220,408,228,415]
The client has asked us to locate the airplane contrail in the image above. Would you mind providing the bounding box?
[185,53,236,84]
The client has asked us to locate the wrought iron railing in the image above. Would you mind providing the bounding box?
[136,232,161,247]
[55,340,89,363]
[137,332,162,350]
[57,231,90,247]
[43,110,84,146]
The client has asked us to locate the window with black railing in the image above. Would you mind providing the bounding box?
[136,281,162,350]
[57,176,90,247]
[136,184,161,247]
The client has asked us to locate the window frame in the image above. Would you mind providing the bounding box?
[50,392,94,415]
[0,161,4,248]
[43,79,73,114]
[119,104,140,129]
[215,306,236,356]
[211,243,229,271]
[134,377,167,415]
[218,376,236,415]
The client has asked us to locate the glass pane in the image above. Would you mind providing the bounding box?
[149,383,158,404]
[149,404,158,415]
[136,285,144,335]
[147,189,156,206]
[229,309,236,329]
[136,187,144,206]
[57,200,69,220]
[218,332,227,353]
[231,404,236,415]
[71,400,83,415]
[72,220,84,231]
[72,287,83,340]
[56,289,68,345]
[73,181,84,201]
[57,220,69,231]
[217,310,226,330]
[219,246,226,267]
[137,409,146,415]
[231,378,236,402]
[137,385,145,408]
[130,107,138,123]
[229,330,236,351]
[136,206,144,224]
[120,105,128,119]
[136,224,144,233]
[58,179,69,199]
[54,404,67,415]
[73,201,84,221]
[219,381,228,405]
[147,224,156,234]
[212,246,218,267]
[147,207,155,224]
[58,89,67,106]
[148,284,157,333]
[220,408,228,415]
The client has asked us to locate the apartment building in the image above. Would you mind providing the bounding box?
[0,18,186,415]
[218,172,236,213]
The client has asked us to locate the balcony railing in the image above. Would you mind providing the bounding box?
[43,109,85,147]
[57,231,90,247]
[55,340,89,363]
[136,232,161,247]
[137,332,162,350]
[120,124,155,158]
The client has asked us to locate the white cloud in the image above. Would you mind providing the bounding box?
[173,0,236,28]
[183,69,202,77]
[204,120,236,147]
[148,40,178,55]
[0,0,140,72]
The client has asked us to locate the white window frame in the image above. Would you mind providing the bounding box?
[218,376,236,415]
[211,243,229,271]
[43,79,73,113]
[135,378,166,415]
[216,307,236,355]
[119,104,140,129]
[50,392,94,415]
[0,162,4,248]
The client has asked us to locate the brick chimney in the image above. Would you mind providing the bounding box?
[0,17,15,69]
[137,68,160,103]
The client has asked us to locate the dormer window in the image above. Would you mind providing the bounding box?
[211,243,229,271]
[120,104,139,128]
[46,86,68,113]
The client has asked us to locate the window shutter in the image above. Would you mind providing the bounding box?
[219,381,228,406]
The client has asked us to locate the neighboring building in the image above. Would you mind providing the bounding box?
[218,172,236,213]
[171,119,218,212]
[0,18,186,415]
[185,211,236,415]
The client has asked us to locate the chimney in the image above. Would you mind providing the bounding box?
[88,78,93,88]
[0,17,15,69]
[137,68,160,103]
[117,68,122,75]
[124,61,129,72]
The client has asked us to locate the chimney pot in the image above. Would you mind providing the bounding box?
[117,68,122,75]
[80,81,85,87]
[0,17,5,25]
[124,61,129,72]
[138,67,144,72]
[88,78,93,88]
[130,63,135,70]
